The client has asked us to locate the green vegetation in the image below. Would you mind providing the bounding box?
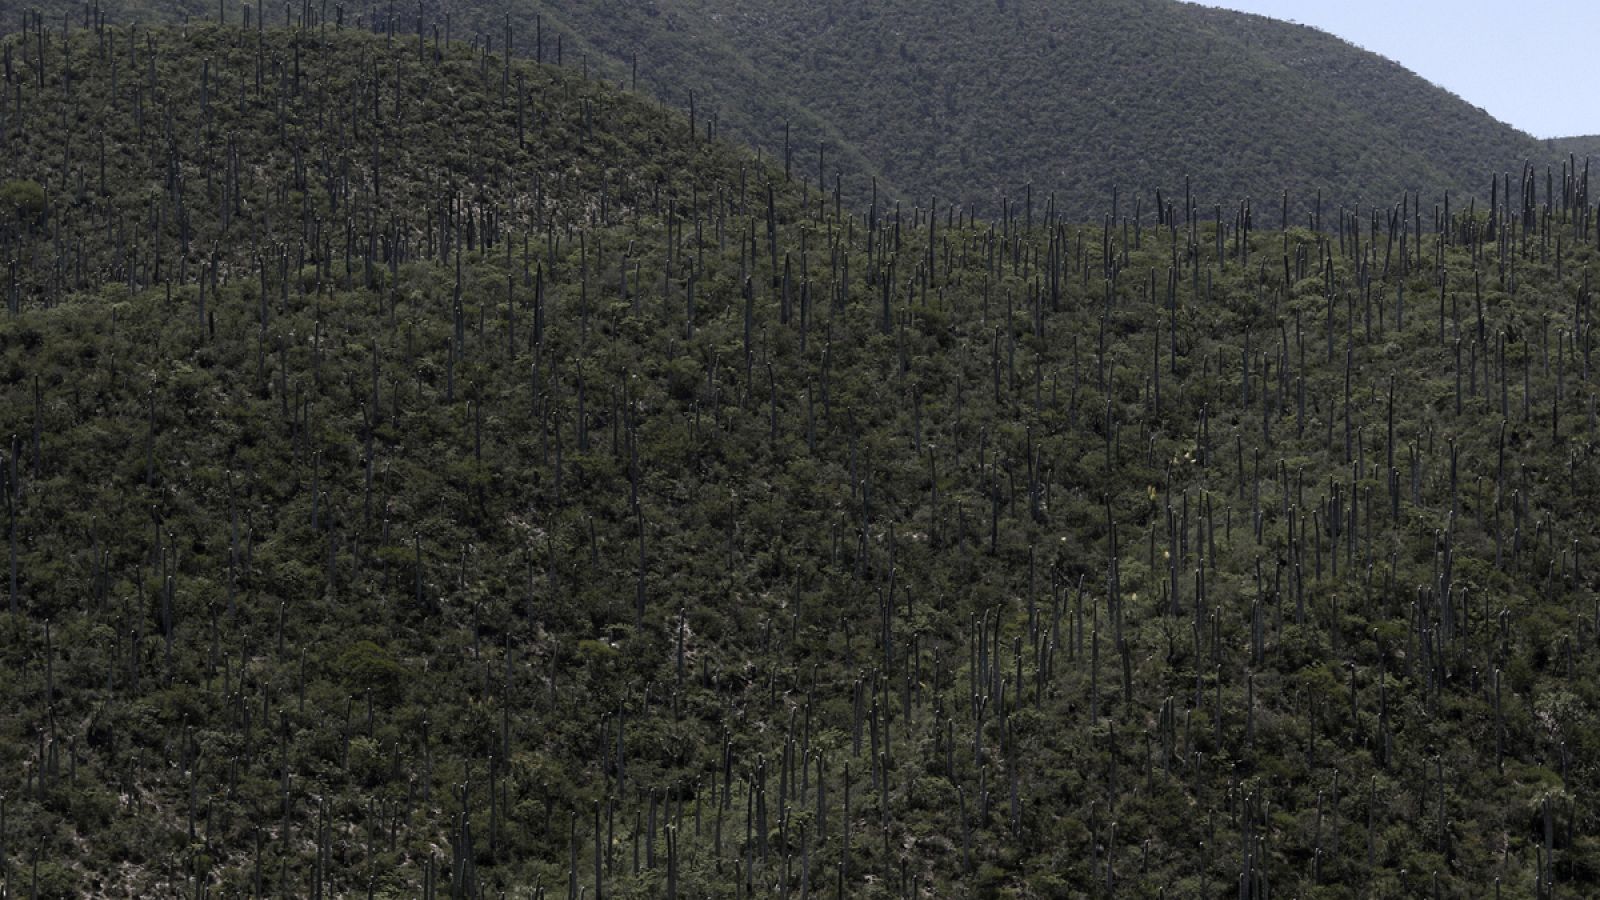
[0,179,46,237]
[1551,136,1600,163]
[1,15,1599,900]
[554,0,1551,215]
[8,0,1586,218]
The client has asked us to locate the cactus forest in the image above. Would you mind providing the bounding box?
[1,4,1599,899]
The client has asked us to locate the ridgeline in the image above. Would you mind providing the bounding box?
[3,0,1588,216]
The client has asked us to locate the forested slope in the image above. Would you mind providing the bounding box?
[1,17,1600,900]
[1,0,1578,217]
[1552,136,1600,163]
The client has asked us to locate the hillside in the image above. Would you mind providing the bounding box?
[1173,3,1542,194]
[3,0,1580,218]
[4,15,1600,900]
[1552,136,1600,162]
[587,0,1550,215]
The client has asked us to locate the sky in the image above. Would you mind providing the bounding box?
[1184,1,1599,139]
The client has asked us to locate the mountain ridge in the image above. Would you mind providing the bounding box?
[3,0,1587,218]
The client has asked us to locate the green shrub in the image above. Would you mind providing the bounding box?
[29,860,79,900]
[0,179,47,234]
[335,640,408,704]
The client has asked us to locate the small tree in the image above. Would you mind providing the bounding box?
[0,179,47,237]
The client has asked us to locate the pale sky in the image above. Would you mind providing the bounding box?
[1184,1,1599,139]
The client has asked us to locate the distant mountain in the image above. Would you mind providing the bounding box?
[5,0,1582,217]
[554,0,1586,216]
[1551,135,1600,161]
